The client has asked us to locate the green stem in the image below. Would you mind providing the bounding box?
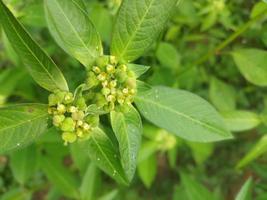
[178,8,267,76]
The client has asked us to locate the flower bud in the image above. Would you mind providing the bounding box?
[109,80,117,88]
[76,128,84,137]
[106,64,115,73]
[61,117,75,132]
[118,64,127,72]
[62,132,77,145]
[85,115,99,127]
[127,78,136,89]
[97,72,107,81]
[76,97,87,111]
[83,123,91,131]
[116,71,127,83]
[122,88,129,94]
[57,104,66,114]
[86,72,98,88]
[109,55,117,65]
[92,66,101,74]
[95,94,107,107]
[96,56,109,68]
[48,94,58,106]
[107,95,115,102]
[72,111,85,121]
[68,106,78,113]
[101,87,111,96]
[53,115,65,127]
[63,92,74,104]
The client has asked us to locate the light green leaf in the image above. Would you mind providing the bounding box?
[137,152,157,189]
[237,135,267,169]
[0,188,32,200]
[10,145,38,184]
[235,177,253,200]
[44,0,103,67]
[80,163,101,200]
[209,77,236,112]
[222,110,261,132]
[98,190,119,200]
[111,0,179,62]
[0,104,48,153]
[135,86,232,142]
[41,155,79,199]
[186,142,214,165]
[111,105,142,182]
[156,42,180,69]
[180,173,215,200]
[0,1,69,92]
[87,128,128,185]
[127,64,150,78]
[232,49,267,86]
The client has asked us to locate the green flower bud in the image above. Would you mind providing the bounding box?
[126,78,136,89]
[106,64,115,74]
[107,95,115,102]
[96,56,109,69]
[127,70,136,78]
[48,94,58,106]
[109,80,117,88]
[122,88,129,94]
[57,104,66,114]
[109,55,117,65]
[92,66,101,74]
[61,117,75,132]
[63,92,74,104]
[68,106,78,113]
[115,71,127,83]
[118,64,127,72]
[101,87,111,96]
[72,110,85,121]
[85,115,100,127]
[95,94,107,107]
[86,72,98,88]
[76,128,84,137]
[53,115,65,127]
[62,132,77,145]
[102,80,108,87]
[77,120,83,127]
[56,91,66,103]
[76,97,87,111]
[97,72,107,81]
[82,123,91,131]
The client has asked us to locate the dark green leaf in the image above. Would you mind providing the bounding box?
[111,105,142,182]
[0,104,48,153]
[44,0,103,67]
[0,1,69,92]
[135,86,232,142]
[111,0,179,62]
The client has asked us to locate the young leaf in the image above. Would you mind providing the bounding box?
[135,86,232,142]
[41,155,79,199]
[0,104,48,153]
[0,1,69,92]
[222,110,261,132]
[127,64,150,78]
[137,153,157,189]
[111,0,179,62]
[232,49,267,86]
[80,163,101,200]
[44,0,103,67]
[235,177,253,200]
[180,173,216,200]
[9,145,38,185]
[237,135,267,169]
[110,105,142,182]
[87,128,128,185]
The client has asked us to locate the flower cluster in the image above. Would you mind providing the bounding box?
[85,56,137,112]
[48,90,99,145]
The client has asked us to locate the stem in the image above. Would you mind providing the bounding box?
[178,8,267,76]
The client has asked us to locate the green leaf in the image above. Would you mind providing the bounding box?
[0,104,48,153]
[232,49,267,86]
[41,155,79,199]
[180,173,215,200]
[98,190,119,200]
[10,145,38,184]
[135,86,232,142]
[0,188,32,200]
[111,0,179,62]
[209,77,236,112]
[87,128,128,185]
[137,152,157,189]
[70,140,90,173]
[156,42,180,69]
[44,0,102,67]
[127,64,150,78]
[186,142,214,165]
[0,1,69,92]
[110,105,142,182]
[235,177,253,200]
[222,110,261,132]
[237,135,267,169]
[80,163,101,200]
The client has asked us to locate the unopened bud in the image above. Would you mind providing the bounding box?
[53,115,65,127]
[107,95,115,102]
[62,132,77,145]
[109,55,117,65]
[106,64,115,73]
[97,72,107,81]
[93,66,101,74]
[57,104,66,114]
[61,117,75,132]
[63,92,74,104]
[72,111,85,121]
[101,88,111,96]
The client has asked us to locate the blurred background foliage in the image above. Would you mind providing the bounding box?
[0,0,267,199]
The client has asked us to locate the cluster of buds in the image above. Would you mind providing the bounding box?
[85,56,137,112]
[48,90,99,145]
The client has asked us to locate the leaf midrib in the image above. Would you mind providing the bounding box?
[1,3,67,91]
[53,0,96,59]
[135,96,228,137]
[118,0,156,59]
